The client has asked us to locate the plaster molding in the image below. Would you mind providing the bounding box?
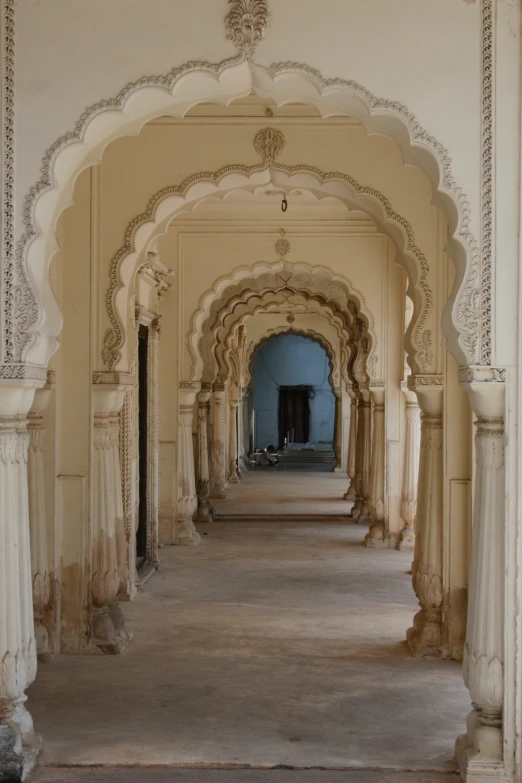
[11,57,485,372]
[225,0,269,59]
[92,371,135,386]
[480,0,492,365]
[254,126,285,163]
[1,0,15,365]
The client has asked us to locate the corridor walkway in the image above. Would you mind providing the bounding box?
[27,473,469,777]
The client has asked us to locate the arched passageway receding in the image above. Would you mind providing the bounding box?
[0,32,511,783]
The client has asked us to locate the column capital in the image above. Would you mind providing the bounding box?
[179,381,201,406]
[92,385,126,416]
[370,387,385,406]
[458,373,505,420]
[0,379,43,418]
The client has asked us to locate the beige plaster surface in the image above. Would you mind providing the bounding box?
[27,472,468,775]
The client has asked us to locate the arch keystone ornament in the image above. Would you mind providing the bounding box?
[225,0,269,58]
[254,127,285,164]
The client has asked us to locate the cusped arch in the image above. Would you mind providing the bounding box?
[208,292,352,387]
[193,262,375,384]
[246,328,340,397]
[101,170,432,374]
[13,58,481,373]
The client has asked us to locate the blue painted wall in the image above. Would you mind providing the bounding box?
[253,334,335,448]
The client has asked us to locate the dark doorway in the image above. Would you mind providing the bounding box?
[137,324,149,568]
[278,386,311,446]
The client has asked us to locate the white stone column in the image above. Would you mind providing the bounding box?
[350,391,365,521]
[333,389,342,471]
[209,385,226,499]
[406,377,444,658]
[456,378,506,781]
[196,386,212,523]
[27,387,55,663]
[343,389,358,501]
[365,388,387,547]
[398,388,421,552]
[359,388,373,523]
[0,383,42,780]
[177,382,201,545]
[91,385,132,655]
[227,390,240,484]
[146,317,160,565]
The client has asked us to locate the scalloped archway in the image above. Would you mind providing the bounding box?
[12,59,482,375]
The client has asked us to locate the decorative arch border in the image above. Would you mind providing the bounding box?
[99,164,434,374]
[188,256,377,381]
[5,55,486,373]
[207,291,353,385]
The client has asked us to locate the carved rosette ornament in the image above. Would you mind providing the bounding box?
[225,0,269,58]
[254,127,285,164]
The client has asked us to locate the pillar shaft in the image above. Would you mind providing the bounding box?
[333,390,342,470]
[456,381,505,781]
[351,393,366,520]
[0,384,42,780]
[359,392,373,523]
[398,389,421,552]
[28,388,55,663]
[196,388,212,523]
[177,382,201,545]
[209,388,226,499]
[365,388,387,547]
[343,391,358,501]
[406,380,443,658]
[228,395,240,484]
[91,385,132,655]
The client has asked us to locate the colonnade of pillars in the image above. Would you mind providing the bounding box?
[0,369,508,779]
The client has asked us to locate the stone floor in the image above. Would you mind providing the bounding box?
[27,472,469,780]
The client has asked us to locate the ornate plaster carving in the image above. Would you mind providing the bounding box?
[275,238,290,258]
[225,0,269,58]
[9,53,488,373]
[479,0,492,364]
[2,0,15,365]
[254,127,285,164]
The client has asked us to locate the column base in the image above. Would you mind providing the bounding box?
[34,620,56,664]
[0,700,41,782]
[398,525,415,551]
[407,608,442,658]
[350,498,363,520]
[227,472,240,484]
[197,500,213,523]
[343,485,356,501]
[364,522,388,548]
[455,718,507,782]
[92,604,133,655]
[177,518,201,546]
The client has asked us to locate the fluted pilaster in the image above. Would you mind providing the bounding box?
[343,390,358,501]
[0,383,42,780]
[91,385,132,654]
[398,389,421,551]
[365,388,386,547]
[456,378,506,782]
[177,382,201,545]
[406,378,443,658]
[209,387,226,499]
[196,387,212,523]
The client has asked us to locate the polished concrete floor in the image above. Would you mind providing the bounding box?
[27,472,469,780]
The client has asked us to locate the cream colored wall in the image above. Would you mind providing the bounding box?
[16,0,481,232]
